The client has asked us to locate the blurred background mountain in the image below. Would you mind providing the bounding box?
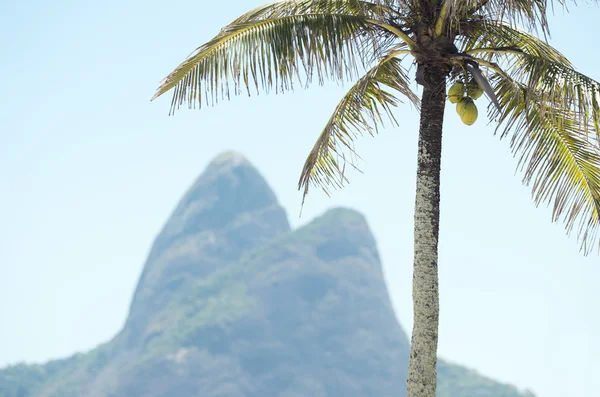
[0,152,536,397]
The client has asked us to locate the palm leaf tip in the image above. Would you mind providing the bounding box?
[494,78,600,255]
[298,55,419,203]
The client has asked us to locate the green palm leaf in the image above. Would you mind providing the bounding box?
[231,0,412,57]
[436,0,548,35]
[508,55,600,137]
[151,13,387,114]
[491,76,600,253]
[460,20,570,64]
[231,0,403,22]
[460,21,600,139]
[440,0,595,36]
[298,54,418,203]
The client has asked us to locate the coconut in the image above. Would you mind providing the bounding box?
[456,97,472,115]
[447,82,465,104]
[456,97,478,125]
[466,79,484,100]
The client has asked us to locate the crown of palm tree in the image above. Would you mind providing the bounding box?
[152,0,600,253]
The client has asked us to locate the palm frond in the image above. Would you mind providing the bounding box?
[231,0,403,23]
[446,0,597,36]
[231,0,418,50]
[475,0,549,33]
[460,21,600,139]
[507,54,600,138]
[437,0,549,36]
[465,61,501,110]
[298,54,418,203]
[458,20,570,64]
[490,75,600,254]
[151,13,389,114]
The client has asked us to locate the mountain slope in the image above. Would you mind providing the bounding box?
[0,152,535,397]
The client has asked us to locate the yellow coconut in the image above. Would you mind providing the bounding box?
[466,80,484,99]
[456,97,472,115]
[456,97,478,125]
[447,82,465,104]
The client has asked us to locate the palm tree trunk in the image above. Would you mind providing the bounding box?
[406,69,446,397]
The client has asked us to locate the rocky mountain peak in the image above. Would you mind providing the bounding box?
[124,151,290,344]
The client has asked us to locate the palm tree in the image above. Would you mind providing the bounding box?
[151,1,600,396]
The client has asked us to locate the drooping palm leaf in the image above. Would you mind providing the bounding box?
[460,20,600,139]
[298,54,418,203]
[151,13,389,114]
[490,75,600,253]
[507,55,600,137]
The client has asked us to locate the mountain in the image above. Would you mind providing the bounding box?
[0,151,536,397]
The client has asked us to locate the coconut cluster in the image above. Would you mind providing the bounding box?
[447,79,483,126]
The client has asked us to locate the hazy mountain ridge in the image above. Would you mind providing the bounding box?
[0,152,536,397]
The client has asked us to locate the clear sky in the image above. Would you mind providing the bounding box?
[0,1,598,397]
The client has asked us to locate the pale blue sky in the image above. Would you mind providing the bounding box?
[0,1,598,397]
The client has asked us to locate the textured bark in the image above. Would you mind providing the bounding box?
[406,67,446,397]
